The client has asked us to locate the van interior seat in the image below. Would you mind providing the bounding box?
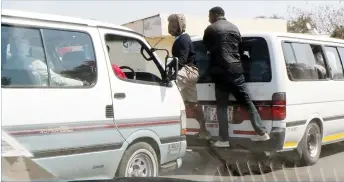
[288,63,306,80]
[62,51,86,70]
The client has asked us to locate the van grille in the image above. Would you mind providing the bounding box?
[106,105,114,118]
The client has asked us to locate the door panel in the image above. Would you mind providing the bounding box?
[98,29,182,147]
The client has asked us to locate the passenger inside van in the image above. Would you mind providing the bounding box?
[312,46,327,79]
[2,28,84,87]
[107,45,127,79]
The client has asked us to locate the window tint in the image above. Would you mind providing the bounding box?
[241,37,271,82]
[282,42,327,81]
[193,41,211,82]
[282,43,297,80]
[1,25,49,87]
[41,29,96,87]
[1,24,96,88]
[105,34,163,84]
[193,37,271,83]
[337,47,344,69]
[282,43,296,63]
[324,46,344,79]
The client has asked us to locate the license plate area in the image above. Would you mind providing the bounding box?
[204,105,233,122]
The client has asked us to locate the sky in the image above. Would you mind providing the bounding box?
[2,0,342,25]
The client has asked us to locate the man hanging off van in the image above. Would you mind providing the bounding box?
[203,7,270,147]
[167,14,211,140]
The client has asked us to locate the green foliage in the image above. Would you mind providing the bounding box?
[257,2,344,37]
[331,26,344,39]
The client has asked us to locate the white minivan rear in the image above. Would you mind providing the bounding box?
[187,34,286,152]
[187,32,344,166]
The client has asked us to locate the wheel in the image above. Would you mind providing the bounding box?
[117,142,159,177]
[299,122,322,166]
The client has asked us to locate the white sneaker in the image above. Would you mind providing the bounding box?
[251,133,270,141]
[213,140,230,148]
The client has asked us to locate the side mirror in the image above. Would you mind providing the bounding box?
[165,56,178,82]
[150,48,178,82]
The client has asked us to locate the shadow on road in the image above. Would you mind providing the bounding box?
[320,142,344,158]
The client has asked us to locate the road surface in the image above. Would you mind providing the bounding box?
[161,142,344,181]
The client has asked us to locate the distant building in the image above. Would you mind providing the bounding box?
[122,14,287,60]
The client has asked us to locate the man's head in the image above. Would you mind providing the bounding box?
[168,14,186,36]
[209,6,225,24]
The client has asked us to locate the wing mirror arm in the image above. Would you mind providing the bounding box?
[150,48,178,82]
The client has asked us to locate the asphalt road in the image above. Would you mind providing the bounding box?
[161,142,344,181]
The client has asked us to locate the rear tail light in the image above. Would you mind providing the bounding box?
[232,92,286,121]
[180,110,187,135]
[272,92,286,120]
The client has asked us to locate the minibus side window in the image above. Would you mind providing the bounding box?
[193,37,272,83]
[1,25,49,87]
[105,34,164,85]
[282,42,328,81]
[338,47,344,70]
[281,43,297,80]
[324,46,344,80]
[193,41,211,83]
[1,24,97,88]
[41,29,97,87]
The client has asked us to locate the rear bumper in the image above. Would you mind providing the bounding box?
[187,127,286,152]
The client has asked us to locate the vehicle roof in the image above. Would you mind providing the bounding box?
[2,9,135,33]
[191,32,344,44]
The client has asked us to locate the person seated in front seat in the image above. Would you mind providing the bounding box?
[112,64,127,79]
[107,45,127,79]
[3,35,84,86]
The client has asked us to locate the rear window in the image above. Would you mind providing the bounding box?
[193,37,271,83]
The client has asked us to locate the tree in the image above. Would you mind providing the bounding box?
[287,2,344,35]
[331,26,344,39]
[255,13,312,34]
[287,14,314,34]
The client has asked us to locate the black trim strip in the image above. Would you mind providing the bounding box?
[33,143,123,159]
[287,115,344,127]
[286,120,307,127]
[323,115,344,122]
[160,136,186,144]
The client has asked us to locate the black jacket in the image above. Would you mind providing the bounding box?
[171,33,196,70]
[202,17,244,79]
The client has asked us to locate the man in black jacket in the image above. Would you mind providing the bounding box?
[168,14,210,140]
[203,7,270,148]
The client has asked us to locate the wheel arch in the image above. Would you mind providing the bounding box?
[121,130,162,164]
[305,113,324,137]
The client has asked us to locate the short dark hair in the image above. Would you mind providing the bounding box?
[209,6,225,16]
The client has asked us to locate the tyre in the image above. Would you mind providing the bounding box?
[117,142,159,177]
[299,122,322,166]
